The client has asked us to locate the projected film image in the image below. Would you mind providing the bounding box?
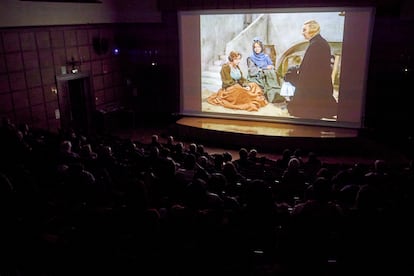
[200,11,344,121]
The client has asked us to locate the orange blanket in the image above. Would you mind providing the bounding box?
[207,83,268,111]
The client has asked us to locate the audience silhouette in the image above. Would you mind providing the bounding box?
[0,118,412,276]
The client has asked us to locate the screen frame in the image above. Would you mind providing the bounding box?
[178,6,376,129]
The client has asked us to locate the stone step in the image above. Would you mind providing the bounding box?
[214,59,225,66]
[202,70,220,79]
[219,54,227,61]
[202,73,221,84]
[202,70,221,92]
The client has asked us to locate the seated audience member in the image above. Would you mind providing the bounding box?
[163,135,177,152]
[58,140,80,165]
[276,157,307,204]
[288,177,344,274]
[303,151,322,182]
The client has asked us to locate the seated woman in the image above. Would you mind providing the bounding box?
[247,38,285,103]
[207,51,268,112]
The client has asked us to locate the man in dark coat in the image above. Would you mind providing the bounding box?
[285,20,337,120]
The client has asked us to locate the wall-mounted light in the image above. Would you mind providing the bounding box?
[66,57,81,74]
[51,87,58,94]
[67,56,81,74]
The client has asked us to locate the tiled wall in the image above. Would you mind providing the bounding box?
[0,25,125,132]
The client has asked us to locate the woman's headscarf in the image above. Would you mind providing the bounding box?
[249,37,272,68]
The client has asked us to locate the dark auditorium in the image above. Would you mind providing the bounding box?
[1,1,413,275]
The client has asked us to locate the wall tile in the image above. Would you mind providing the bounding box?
[31,104,47,126]
[8,72,26,91]
[50,30,65,48]
[102,60,111,74]
[39,50,54,68]
[25,69,42,88]
[0,74,10,94]
[64,30,78,47]
[36,31,51,49]
[2,32,20,53]
[41,67,56,85]
[88,29,100,41]
[92,60,102,75]
[93,75,104,90]
[0,56,6,73]
[79,61,91,74]
[0,93,13,112]
[78,45,90,62]
[77,29,89,46]
[5,53,24,71]
[53,48,67,67]
[23,51,40,70]
[28,87,45,105]
[12,90,30,109]
[20,32,36,51]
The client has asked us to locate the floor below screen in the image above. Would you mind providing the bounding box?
[114,116,409,167]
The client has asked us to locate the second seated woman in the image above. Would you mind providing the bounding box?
[247,38,286,103]
[207,51,268,112]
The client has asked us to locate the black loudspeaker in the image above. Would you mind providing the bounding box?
[92,37,109,55]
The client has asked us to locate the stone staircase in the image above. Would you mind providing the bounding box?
[202,54,226,92]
